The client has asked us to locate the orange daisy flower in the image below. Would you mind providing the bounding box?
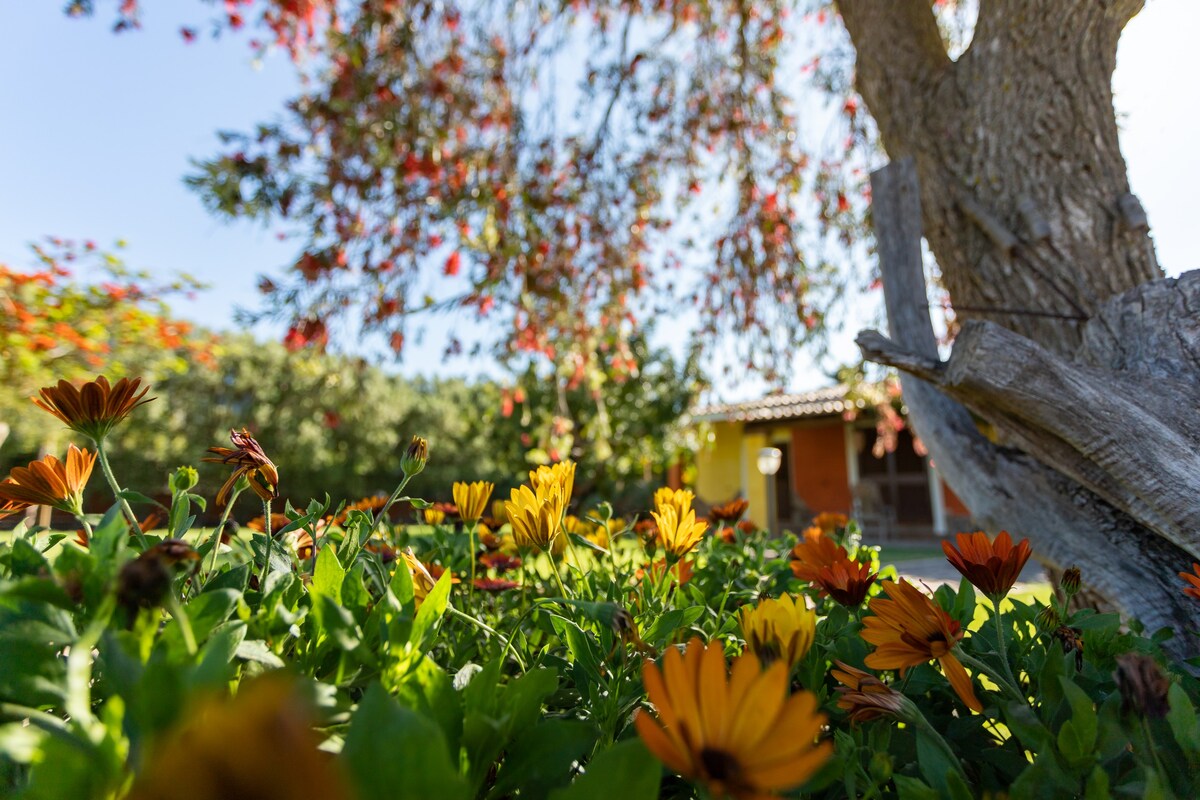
[32,375,154,441]
[790,529,846,583]
[0,444,96,517]
[812,512,849,534]
[942,531,1033,599]
[831,661,910,724]
[635,638,832,799]
[861,579,982,712]
[813,558,878,607]
[709,497,749,525]
[1179,563,1200,601]
[202,429,279,506]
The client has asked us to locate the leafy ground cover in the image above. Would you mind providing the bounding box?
[1,377,1199,799]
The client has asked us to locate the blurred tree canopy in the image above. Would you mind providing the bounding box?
[2,326,700,519]
[0,238,212,453]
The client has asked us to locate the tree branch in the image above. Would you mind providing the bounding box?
[836,0,951,153]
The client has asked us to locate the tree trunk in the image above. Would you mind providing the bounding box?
[840,0,1156,355]
[835,1,1200,663]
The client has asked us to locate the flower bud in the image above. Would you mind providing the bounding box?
[1061,566,1082,597]
[401,435,428,478]
[170,466,199,494]
[1035,603,1060,630]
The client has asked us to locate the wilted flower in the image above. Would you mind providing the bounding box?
[812,512,849,534]
[1053,625,1086,670]
[861,579,982,712]
[505,482,565,552]
[1114,653,1171,719]
[33,375,154,441]
[709,497,749,525]
[652,504,708,561]
[473,577,520,592]
[127,676,352,800]
[942,531,1033,600]
[738,594,817,670]
[635,638,832,800]
[453,480,494,523]
[401,435,428,478]
[116,539,199,614]
[832,661,911,724]
[203,429,279,506]
[0,444,96,517]
[1180,563,1200,601]
[401,548,439,608]
[424,508,447,525]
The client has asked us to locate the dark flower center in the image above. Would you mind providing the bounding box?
[699,747,745,785]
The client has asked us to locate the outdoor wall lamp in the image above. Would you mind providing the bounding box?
[757,447,782,476]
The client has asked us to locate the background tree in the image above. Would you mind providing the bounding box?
[71,1,1200,658]
[0,238,211,454]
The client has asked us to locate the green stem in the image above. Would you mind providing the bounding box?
[370,473,414,533]
[447,605,526,671]
[546,544,570,598]
[66,594,115,734]
[957,649,1025,706]
[164,593,197,656]
[911,708,969,784]
[467,517,478,600]
[74,515,93,545]
[991,596,1021,694]
[94,439,147,549]
[260,498,274,588]
[204,484,245,582]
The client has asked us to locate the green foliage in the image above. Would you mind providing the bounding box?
[1,435,1199,799]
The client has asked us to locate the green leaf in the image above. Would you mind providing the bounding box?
[892,774,940,800]
[488,719,596,800]
[1060,671,1099,762]
[549,738,661,800]
[235,639,286,669]
[9,538,51,578]
[1166,682,1200,757]
[410,569,451,650]
[118,489,169,511]
[311,545,345,605]
[342,683,467,800]
[190,621,247,687]
[549,614,604,685]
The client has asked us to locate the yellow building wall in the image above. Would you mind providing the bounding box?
[695,421,744,507]
[742,430,769,528]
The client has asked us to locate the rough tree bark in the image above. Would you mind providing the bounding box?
[835,1,1200,661]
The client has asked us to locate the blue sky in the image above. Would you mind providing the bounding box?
[1,1,1196,392]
